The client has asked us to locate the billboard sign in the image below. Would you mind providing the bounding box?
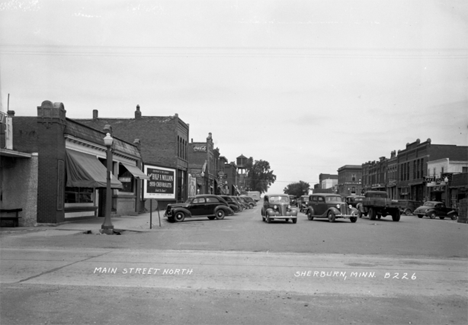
[143,165,176,199]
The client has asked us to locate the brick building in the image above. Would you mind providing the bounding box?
[188,133,216,195]
[337,165,362,196]
[1,100,145,226]
[77,105,189,209]
[314,173,338,193]
[396,138,468,202]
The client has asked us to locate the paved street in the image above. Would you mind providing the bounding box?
[1,205,467,324]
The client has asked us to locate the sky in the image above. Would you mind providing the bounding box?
[1,0,467,194]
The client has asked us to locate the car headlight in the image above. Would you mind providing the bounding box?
[349,205,353,209]
[336,204,340,209]
[274,205,278,210]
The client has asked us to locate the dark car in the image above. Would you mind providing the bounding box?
[232,196,248,210]
[220,195,242,213]
[261,194,298,224]
[345,195,365,208]
[239,196,255,209]
[413,201,458,220]
[164,194,234,222]
[305,193,358,223]
[240,195,257,207]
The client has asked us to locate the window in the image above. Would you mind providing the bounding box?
[317,197,324,202]
[193,198,206,204]
[352,174,356,182]
[463,167,468,173]
[64,187,93,203]
[206,197,220,203]
[118,165,134,193]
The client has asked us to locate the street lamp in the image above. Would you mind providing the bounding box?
[101,131,114,234]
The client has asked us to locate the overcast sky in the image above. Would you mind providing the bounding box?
[1,0,467,194]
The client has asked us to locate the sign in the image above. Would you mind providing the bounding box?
[143,165,176,199]
[193,145,207,152]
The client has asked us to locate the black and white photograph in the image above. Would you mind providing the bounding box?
[1,0,467,324]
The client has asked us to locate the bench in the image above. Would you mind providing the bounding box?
[0,208,23,227]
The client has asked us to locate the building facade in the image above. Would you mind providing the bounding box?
[2,100,146,225]
[337,165,362,196]
[77,105,189,209]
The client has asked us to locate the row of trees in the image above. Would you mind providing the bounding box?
[242,157,311,196]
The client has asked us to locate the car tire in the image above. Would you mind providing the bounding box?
[167,217,175,223]
[368,208,376,220]
[430,212,436,219]
[350,217,357,223]
[358,211,362,218]
[292,218,297,224]
[417,215,423,218]
[328,211,336,223]
[307,211,314,221]
[174,212,185,222]
[266,216,270,223]
[404,209,412,216]
[215,209,225,220]
[439,216,445,220]
[285,218,289,222]
[451,214,458,220]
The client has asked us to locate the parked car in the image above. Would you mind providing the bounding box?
[239,196,255,209]
[413,201,458,220]
[220,195,242,213]
[164,194,234,222]
[232,196,248,210]
[305,193,358,223]
[261,194,298,223]
[240,195,257,207]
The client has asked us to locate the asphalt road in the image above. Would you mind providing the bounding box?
[0,205,467,324]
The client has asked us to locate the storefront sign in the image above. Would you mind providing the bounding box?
[143,165,176,199]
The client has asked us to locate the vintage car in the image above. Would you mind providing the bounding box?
[219,195,242,213]
[240,195,257,207]
[231,196,247,211]
[413,201,458,220]
[345,195,365,208]
[239,196,255,209]
[261,194,298,223]
[305,193,358,223]
[164,194,234,222]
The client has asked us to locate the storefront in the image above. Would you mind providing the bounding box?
[9,100,147,225]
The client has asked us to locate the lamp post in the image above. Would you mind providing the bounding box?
[101,131,114,234]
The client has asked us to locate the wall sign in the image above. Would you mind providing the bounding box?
[193,145,207,152]
[143,165,176,199]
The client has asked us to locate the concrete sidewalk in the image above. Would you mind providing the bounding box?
[0,210,165,235]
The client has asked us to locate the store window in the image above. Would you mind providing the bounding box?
[118,165,134,193]
[65,188,93,203]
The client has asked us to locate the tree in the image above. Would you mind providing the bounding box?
[246,159,276,194]
[283,181,310,198]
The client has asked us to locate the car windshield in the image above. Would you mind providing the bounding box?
[269,196,290,203]
[185,197,194,204]
[326,196,343,203]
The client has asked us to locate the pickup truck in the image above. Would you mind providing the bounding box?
[359,191,401,222]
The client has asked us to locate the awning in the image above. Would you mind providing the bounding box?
[121,163,150,180]
[65,149,123,189]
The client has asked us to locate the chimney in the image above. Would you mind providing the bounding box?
[93,109,98,120]
[133,138,141,150]
[135,105,141,119]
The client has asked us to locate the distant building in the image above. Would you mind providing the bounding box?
[315,173,338,193]
[337,165,362,196]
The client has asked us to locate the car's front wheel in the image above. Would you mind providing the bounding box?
[292,218,297,224]
[451,214,458,220]
[429,212,436,219]
[350,217,357,223]
[174,212,185,222]
[307,211,314,221]
[328,211,336,223]
[215,209,225,220]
